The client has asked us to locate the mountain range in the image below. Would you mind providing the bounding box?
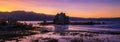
[0,11,120,21]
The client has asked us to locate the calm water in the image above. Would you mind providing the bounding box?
[18,21,120,32]
[10,21,120,42]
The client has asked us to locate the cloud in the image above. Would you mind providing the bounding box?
[0,0,120,18]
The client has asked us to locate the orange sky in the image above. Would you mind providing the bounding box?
[0,0,120,18]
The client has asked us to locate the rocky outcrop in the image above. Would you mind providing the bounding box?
[53,12,69,24]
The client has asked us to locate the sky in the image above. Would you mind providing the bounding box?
[0,0,120,18]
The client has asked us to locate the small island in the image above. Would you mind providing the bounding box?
[40,12,105,25]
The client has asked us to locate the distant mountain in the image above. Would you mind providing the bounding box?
[0,11,120,21]
[0,11,54,21]
[70,17,120,21]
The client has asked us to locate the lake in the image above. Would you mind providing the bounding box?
[6,21,120,42]
[18,21,120,33]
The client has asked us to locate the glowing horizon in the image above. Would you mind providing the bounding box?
[0,0,120,18]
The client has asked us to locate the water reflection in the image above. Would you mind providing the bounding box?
[54,25,68,33]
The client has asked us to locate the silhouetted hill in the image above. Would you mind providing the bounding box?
[70,17,120,21]
[0,11,54,21]
[0,11,120,21]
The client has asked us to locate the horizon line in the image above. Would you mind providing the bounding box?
[0,10,120,18]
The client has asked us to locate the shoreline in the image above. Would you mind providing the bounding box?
[1,28,120,42]
[40,21,105,25]
[10,31,120,42]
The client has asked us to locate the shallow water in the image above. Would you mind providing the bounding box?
[12,21,120,42]
[18,21,120,32]
[7,32,120,42]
